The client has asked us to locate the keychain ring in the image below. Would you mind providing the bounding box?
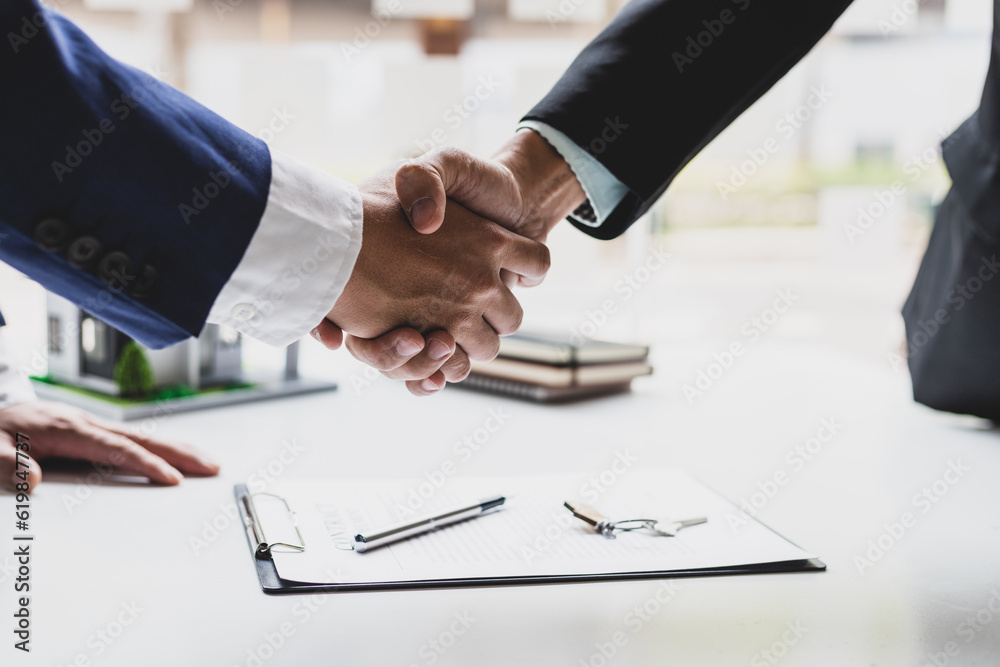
[596,518,660,539]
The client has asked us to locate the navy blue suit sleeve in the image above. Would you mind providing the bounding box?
[0,1,271,348]
[522,0,853,239]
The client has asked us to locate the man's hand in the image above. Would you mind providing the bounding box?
[339,131,585,394]
[311,320,462,396]
[320,132,579,396]
[0,400,221,492]
[395,129,587,245]
[321,163,550,387]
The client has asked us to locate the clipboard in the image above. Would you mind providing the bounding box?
[235,476,826,596]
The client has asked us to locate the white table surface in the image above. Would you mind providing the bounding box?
[5,341,1000,667]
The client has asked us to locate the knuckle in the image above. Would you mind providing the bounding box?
[51,415,81,433]
[500,307,524,337]
[414,160,440,184]
[469,272,499,298]
[102,441,132,462]
[399,158,440,192]
[536,243,552,273]
[437,145,469,167]
[482,222,506,252]
[380,367,405,381]
[471,336,501,362]
[373,354,399,372]
[391,357,431,380]
[444,354,472,382]
[397,158,420,174]
[348,337,391,370]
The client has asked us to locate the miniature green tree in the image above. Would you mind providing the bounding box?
[113,341,154,399]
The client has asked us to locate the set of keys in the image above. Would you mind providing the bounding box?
[564,501,707,539]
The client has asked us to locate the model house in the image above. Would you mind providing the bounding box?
[45,292,244,395]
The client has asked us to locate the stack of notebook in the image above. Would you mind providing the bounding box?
[457,333,652,402]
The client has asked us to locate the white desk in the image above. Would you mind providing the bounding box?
[6,341,1000,667]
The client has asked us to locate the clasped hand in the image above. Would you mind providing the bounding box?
[317,130,587,395]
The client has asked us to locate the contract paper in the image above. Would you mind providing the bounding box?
[250,469,818,586]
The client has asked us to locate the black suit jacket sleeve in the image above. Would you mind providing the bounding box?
[523,0,853,239]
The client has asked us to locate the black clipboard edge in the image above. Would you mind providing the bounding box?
[235,485,825,596]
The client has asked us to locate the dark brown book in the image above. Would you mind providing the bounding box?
[456,374,635,403]
[469,357,652,387]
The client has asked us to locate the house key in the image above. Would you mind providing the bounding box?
[565,501,708,539]
[646,516,708,536]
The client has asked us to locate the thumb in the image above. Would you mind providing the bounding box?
[0,433,42,493]
[396,147,522,234]
[395,156,449,234]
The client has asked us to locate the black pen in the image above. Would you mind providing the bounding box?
[352,496,506,553]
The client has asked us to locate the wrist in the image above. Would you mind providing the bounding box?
[493,129,586,237]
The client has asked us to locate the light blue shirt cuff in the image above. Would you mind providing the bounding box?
[517,121,629,228]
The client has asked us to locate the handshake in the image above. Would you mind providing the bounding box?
[0,130,584,493]
[315,129,587,396]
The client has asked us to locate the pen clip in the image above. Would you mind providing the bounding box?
[240,491,306,559]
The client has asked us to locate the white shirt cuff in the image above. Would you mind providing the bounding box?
[207,149,364,347]
[518,121,629,227]
[0,335,37,410]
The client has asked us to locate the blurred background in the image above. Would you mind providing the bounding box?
[1,0,994,401]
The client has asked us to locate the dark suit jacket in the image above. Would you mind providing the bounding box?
[902,2,1000,422]
[526,0,1000,421]
[523,0,854,239]
[1,0,271,349]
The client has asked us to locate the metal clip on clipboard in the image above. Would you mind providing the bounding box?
[240,491,306,559]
